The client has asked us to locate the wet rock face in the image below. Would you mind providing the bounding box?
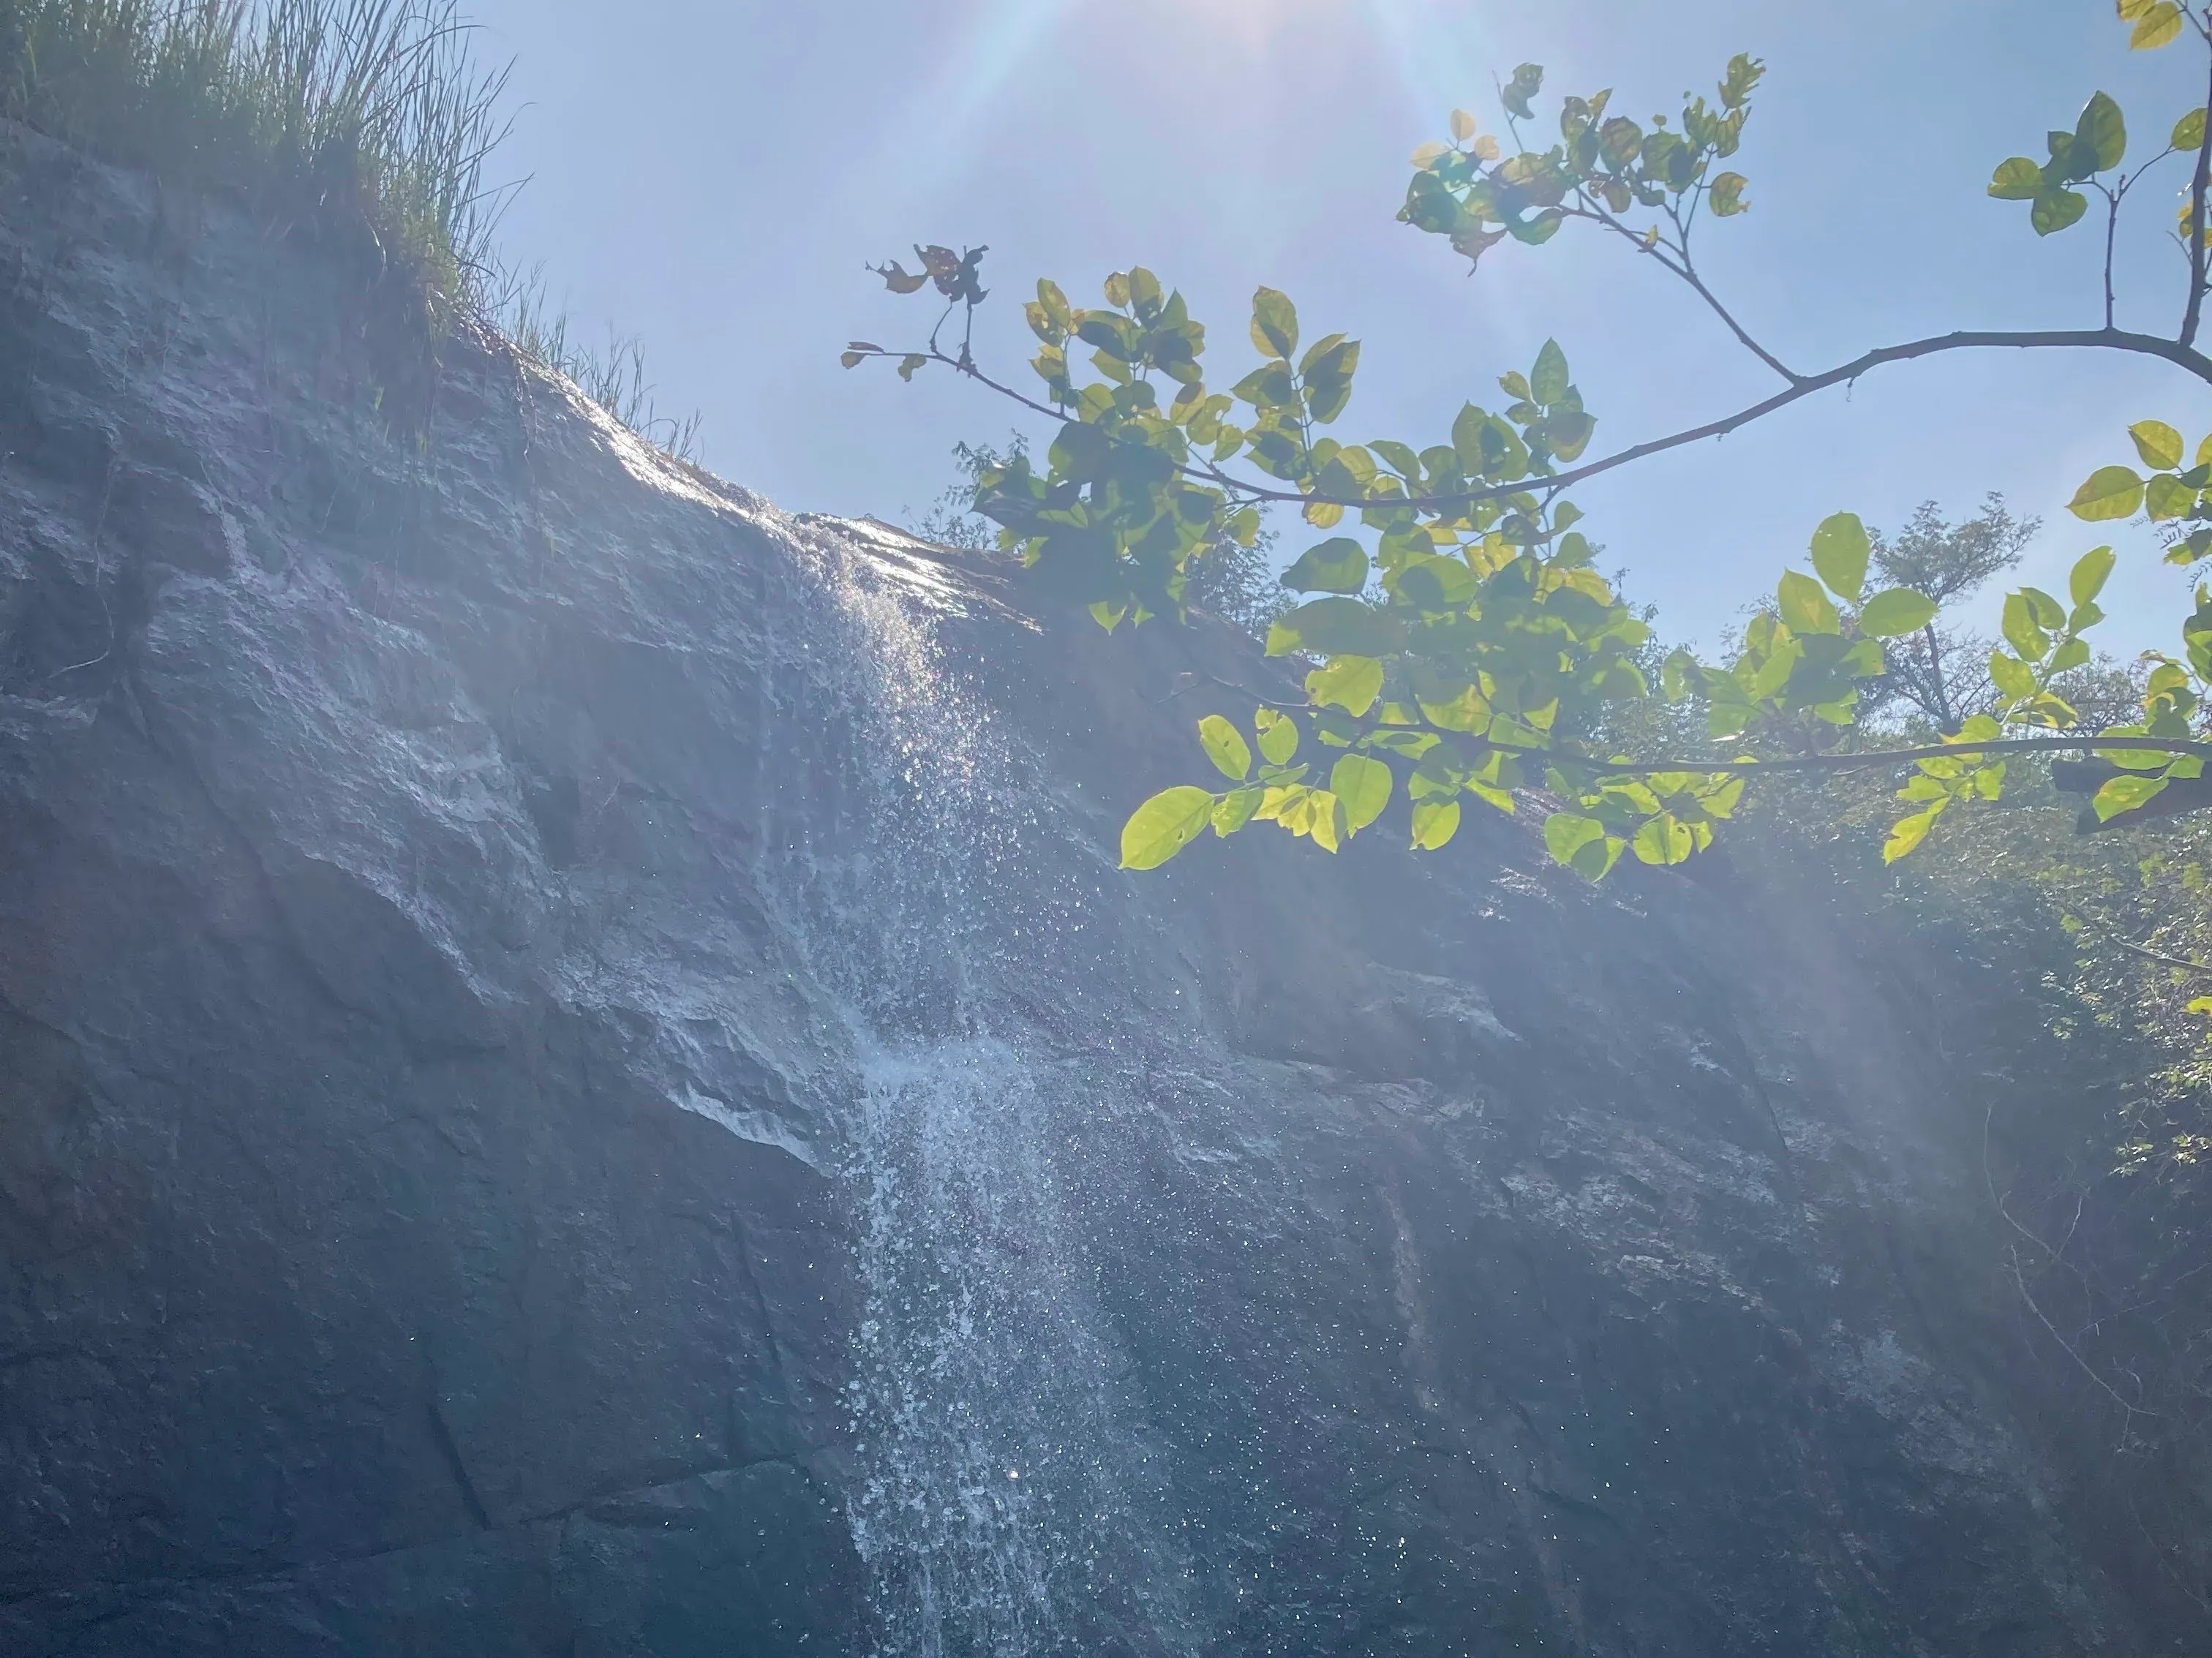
[0,122,2189,1655]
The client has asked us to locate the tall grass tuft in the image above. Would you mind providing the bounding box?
[0,2,707,460]
[0,0,510,312]
[500,270,706,464]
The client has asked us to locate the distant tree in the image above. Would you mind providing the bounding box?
[1864,496,2039,734]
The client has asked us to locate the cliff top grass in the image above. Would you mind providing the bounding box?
[0,0,508,316]
[0,1,704,456]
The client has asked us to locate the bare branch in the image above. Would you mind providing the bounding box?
[2183,37,2212,347]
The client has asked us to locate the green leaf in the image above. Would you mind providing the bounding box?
[1410,799,1462,851]
[2175,107,2207,151]
[1858,587,1939,636]
[1198,715,1252,781]
[1255,706,1299,765]
[1630,815,1693,867]
[2077,90,2127,169]
[1778,570,1842,636]
[1308,655,1385,717]
[2132,1,2185,48]
[2069,464,2145,520]
[1121,787,1216,870]
[2002,592,2050,659]
[1808,510,1871,603]
[1250,287,1299,360]
[1266,597,1399,657]
[2033,186,2089,234]
[1544,811,1605,867]
[1883,807,1941,863]
[1212,787,1263,836]
[2132,418,2186,470]
[2148,472,2200,520]
[1987,157,2045,200]
[1331,754,1393,831]
[1281,536,1370,594]
[2094,771,2170,821]
[1530,339,1570,406]
[2070,544,2118,608]
[1989,649,2039,701]
[1707,172,1749,216]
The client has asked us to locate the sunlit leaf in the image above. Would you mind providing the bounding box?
[1410,799,1462,851]
[2132,1,2184,48]
[1250,287,1299,360]
[2132,418,2186,470]
[1281,536,1369,594]
[2033,187,2089,234]
[1987,157,2044,200]
[1198,715,1252,781]
[1308,655,1385,717]
[2069,464,2146,520]
[1859,588,1939,637]
[1808,510,1871,603]
[1331,754,1394,830]
[1121,787,1215,870]
[1883,806,1941,863]
[1778,570,1841,636]
[2095,772,2171,821]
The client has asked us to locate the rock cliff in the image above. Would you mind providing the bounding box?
[0,122,2194,1654]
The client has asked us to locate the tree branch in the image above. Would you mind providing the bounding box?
[878,326,2212,516]
[1568,734,2212,776]
[2184,36,2212,348]
[1572,193,1801,383]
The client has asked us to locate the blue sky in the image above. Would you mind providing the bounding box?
[466,0,2211,655]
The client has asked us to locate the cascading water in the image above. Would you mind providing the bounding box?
[754,521,1202,1656]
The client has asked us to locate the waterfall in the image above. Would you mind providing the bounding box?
[756,521,1200,1656]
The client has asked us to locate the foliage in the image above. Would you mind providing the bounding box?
[0,0,508,317]
[914,436,1290,641]
[850,6,2212,886]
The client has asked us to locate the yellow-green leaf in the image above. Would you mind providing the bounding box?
[1630,815,1693,867]
[2094,771,2170,821]
[2148,472,2200,520]
[2131,418,2186,470]
[1809,510,1871,602]
[1883,806,1941,863]
[1255,706,1299,765]
[1778,570,1840,636]
[1121,787,1216,870]
[1281,537,1369,594]
[2176,107,2208,151]
[1307,655,1385,717]
[1859,587,1939,637]
[2034,187,2089,234]
[1988,157,2044,200]
[2069,464,2145,521]
[1198,715,1252,780]
[1410,799,1461,851]
[1250,287,1298,360]
[1331,753,1393,830]
[2071,544,2118,607]
[1212,787,1263,837]
[2132,1,2184,48]
[1544,811,1604,867]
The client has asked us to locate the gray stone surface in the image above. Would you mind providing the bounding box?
[0,121,2192,1653]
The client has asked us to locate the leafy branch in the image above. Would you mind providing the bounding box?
[848,1,2212,883]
